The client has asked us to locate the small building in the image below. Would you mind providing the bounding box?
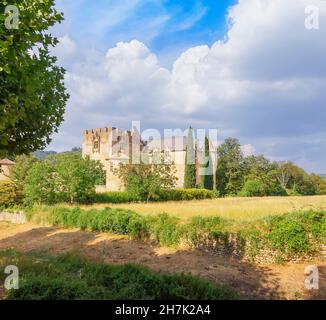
[0,159,15,181]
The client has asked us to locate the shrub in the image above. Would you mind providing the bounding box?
[156,189,218,201]
[91,189,218,204]
[92,192,142,203]
[240,180,265,197]
[0,181,19,208]
[26,205,326,261]
[2,251,238,300]
[149,213,183,246]
[268,220,310,256]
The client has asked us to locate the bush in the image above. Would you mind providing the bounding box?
[240,180,265,197]
[26,205,326,261]
[1,251,238,300]
[47,206,151,239]
[90,189,218,204]
[156,189,218,201]
[0,181,19,208]
[149,214,183,246]
[92,192,142,203]
[268,220,310,256]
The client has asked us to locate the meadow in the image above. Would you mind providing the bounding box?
[78,195,326,221]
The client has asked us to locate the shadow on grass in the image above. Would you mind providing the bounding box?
[0,225,324,300]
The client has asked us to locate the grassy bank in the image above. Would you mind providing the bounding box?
[79,195,326,221]
[27,205,326,263]
[0,250,238,300]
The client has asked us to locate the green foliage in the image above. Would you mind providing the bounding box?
[11,154,37,191]
[200,136,214,190]
[310,174,326,195]
[155,188,218,201]
[216,138,244,196]
[91,189,217,204]
[27,205,326,261]
[52,153,105,204]
[23,154,105,205]
[0,0,69,157]
[240,179,266,197]
[184,127,196,188]
[149,213,184,246]
[243,155,286,196]
[116,155,177,201]
[0,251,238,300]
[280,162,316,195]
[0,180,19,207]
[93,191,142,203]
[24,161,56,205]
[48,207,150,240]
[268,220,310,255]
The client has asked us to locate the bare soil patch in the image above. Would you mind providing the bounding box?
[0,222,324,300]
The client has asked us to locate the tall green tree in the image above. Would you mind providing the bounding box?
[24,161,56,205]
[0,0,69,157]
[184,127,196,188]
[200,136,214,190]
[24,153,105,205]
[52,153,105,204]
[242,156,286,196]
[216,138,244,196]
[11,154,37,191]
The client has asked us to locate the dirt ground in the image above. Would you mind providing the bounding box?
[0,222,325,300]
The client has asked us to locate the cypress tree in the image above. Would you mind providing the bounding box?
[184,127,196,188]
[200,136,214,190]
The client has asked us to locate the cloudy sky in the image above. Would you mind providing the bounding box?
[48,0,326,173]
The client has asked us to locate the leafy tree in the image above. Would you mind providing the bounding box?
[184,127,196,188]
[240,179,265,197]
[24,161,56,205]
[275,161,292,189]
[243,155,286,196]
[116,153,177,201]
[11,154,37,191]
[310,174,326,195]
[216,138,244,196]
[200,136,214,190]
[24,154,105,205]
[0,180,18,207]
[54,153,105,203]
[0,0,69,157]
[284,163,315,195]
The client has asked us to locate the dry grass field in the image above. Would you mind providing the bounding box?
[79,195,326,221]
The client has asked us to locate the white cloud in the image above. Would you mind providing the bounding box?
[50,0,326,172]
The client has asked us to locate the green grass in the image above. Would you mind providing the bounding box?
[0,250,238,300]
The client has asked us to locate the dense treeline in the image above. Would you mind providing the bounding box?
[1,136,326,208]
[184,134,326,197]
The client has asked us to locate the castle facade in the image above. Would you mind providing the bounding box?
[82,127,217,192]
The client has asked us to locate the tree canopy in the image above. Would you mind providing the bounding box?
[0,0,69,157]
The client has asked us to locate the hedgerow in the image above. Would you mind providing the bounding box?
[91,188,218,204]
[26,206,326,261]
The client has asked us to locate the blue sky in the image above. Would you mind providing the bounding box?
[54,0,236,66]
[49,0,326,173]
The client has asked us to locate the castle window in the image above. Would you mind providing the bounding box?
[93,140,99,151]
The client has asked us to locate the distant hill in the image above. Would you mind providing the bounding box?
[33,148,81,160]
[320,174,326,179]
[33,150,57,160]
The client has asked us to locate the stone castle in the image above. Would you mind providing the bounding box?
[82,127,217,192]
